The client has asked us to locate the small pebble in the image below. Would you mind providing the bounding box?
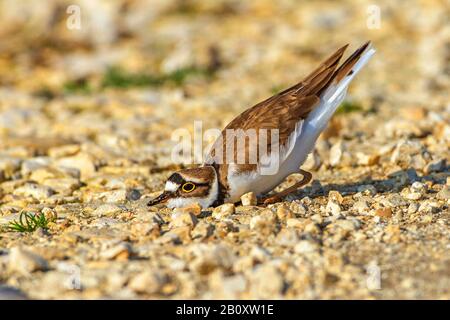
[250,264,283,298]
[294,240,318,254]
[408,203,419,214]
[352,200,369,214]
[13,183,54,200]
[240,192,257,206]
[374,208,392,219]
[328,190,344,204]
[357,185,377,196]
[170,211,198,228]
[128,270,166,294]
[212,203,235,219]
[101,242,132,261]
[276,204,294,220]
[326,200,341,216]
[424,159,446,174]
[249,210,277,233]
[92,204,123,217]
[329,140,344,167]
[8,247,49,275]
[436,186,450,200]
[289,201,307,215]
[356,152,380,166]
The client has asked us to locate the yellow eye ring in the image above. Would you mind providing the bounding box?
[182,182,196,193]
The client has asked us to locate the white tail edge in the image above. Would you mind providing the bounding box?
[307,44,376,131]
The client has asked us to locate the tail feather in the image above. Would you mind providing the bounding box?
[275,44,348,99]
[303,44,348,83]
[324,41,375,102]
[297,44,349,97]
[306,41,375,130]
[334,41,371,83]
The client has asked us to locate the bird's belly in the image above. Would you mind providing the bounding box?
[226,171,284,203]
[226,163,305,203]
[225,151,309,203]
[225,121,322,203]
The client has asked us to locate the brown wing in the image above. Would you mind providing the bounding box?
[206,43,349,170]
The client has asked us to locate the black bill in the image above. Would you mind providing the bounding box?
[147,191,172,206]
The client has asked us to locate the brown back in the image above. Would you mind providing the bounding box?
[207,44,350,168]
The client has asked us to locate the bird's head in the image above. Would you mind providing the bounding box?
[147,166,219,209]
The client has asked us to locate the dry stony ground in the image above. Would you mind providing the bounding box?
[0,0,449,299]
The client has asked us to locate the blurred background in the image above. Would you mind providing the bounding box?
[0,0,448,141]
[1,0,449,96]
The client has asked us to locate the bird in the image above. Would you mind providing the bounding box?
[148,41,375,209]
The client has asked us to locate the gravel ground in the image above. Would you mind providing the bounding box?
[0,0,449,299]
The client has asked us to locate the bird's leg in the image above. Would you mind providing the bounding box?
[259,169,312,205]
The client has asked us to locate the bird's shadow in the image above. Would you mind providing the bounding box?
[291,167,449,200]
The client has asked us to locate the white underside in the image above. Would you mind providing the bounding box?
[225,46,376,203]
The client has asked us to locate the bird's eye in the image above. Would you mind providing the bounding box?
[181,182,196,193]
